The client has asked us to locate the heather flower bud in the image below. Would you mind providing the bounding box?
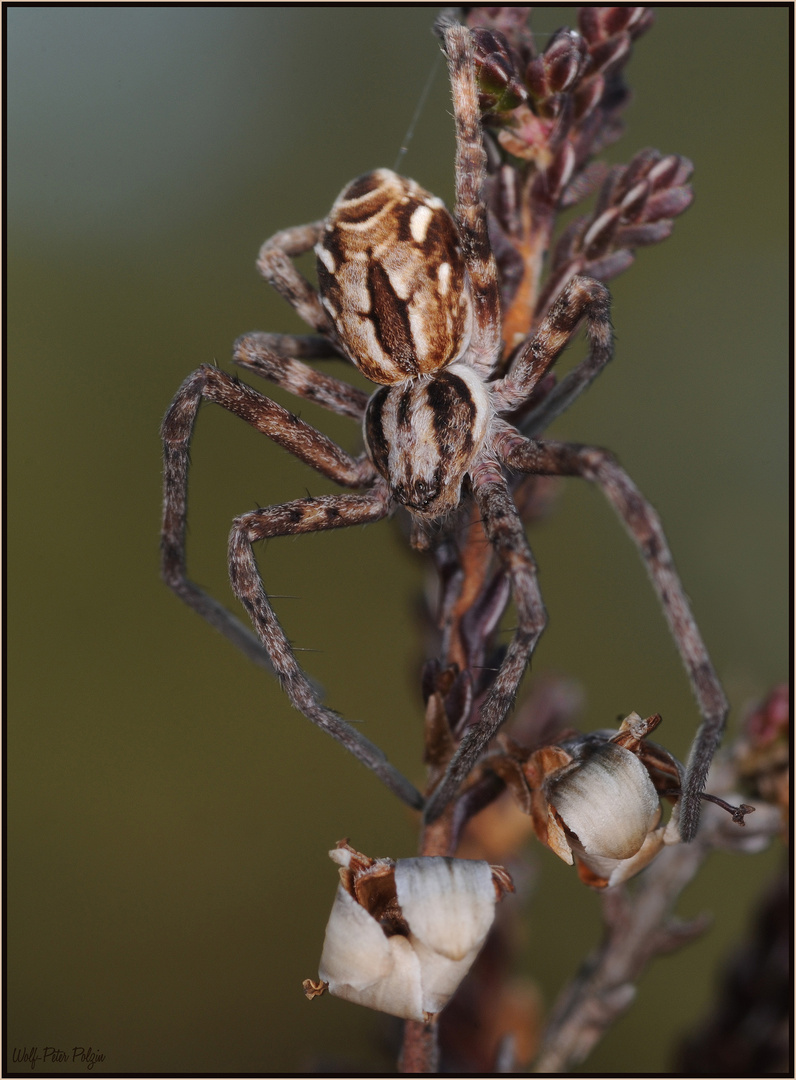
[619,179,651,218]
[543,29,586,93]
[641,186,694,223]
[545,144,576,200]
[647,154,686,191]
[582,206,622,256]
[585,34,631,78]
[579,7,649,44]
[619,148,664,190]
[524,55,549,102]
[573,74,605,121]
[304,842,513,1022]
[613,223,672,249]
[583,248,637,280]
[626,8,655,40]
[471,28,528,112]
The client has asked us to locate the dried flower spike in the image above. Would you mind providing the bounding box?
[303,841,513,1022]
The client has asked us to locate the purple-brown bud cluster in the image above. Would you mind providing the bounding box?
[539,148,694,310]
[734,684,789,828]
[470,27,530,113]
[462,7,690,329]
[468,5,653,138]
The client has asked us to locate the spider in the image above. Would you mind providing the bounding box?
[161,20,727,842]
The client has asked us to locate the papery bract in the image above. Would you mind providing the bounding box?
[305,843,512,1021]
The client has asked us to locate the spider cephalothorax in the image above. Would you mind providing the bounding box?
[364,363,492,517]
[161,19,727,841]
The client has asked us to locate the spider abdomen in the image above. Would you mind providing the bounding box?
[316,169,473,386]
[364,364,491,518]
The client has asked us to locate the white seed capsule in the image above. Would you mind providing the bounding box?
[547,742,661,861]
[395,857,497,1017]
[318,883,424,1020]
[310,847,509,1022]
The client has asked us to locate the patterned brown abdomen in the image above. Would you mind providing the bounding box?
[316,169,472,385]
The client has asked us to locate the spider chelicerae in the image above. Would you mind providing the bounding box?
[161,20,727,841]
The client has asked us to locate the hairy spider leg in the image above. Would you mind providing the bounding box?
[490,275,613,418]
[256,220,334,336]
[246,218,372,417]
[228,485,423,809]
[422,275,614,818]
[161,365,374,666]
[233,333,368,421]
[442,22,502,378]
[161,365,422,808]
[424,459,548,823]
[491,429,728,842]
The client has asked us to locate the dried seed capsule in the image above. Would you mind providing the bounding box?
[510,714,685,887]
[547,742,661,861]
[306,843,512,1022]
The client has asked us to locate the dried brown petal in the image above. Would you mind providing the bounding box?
[302,978,327,1000]
[490,863,516,898]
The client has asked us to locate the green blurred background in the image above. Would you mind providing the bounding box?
[8,6,788,1074]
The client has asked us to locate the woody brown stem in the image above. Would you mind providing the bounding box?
[398,805,455,1072]
[500,200,551,351]
[399,1020,440,1074]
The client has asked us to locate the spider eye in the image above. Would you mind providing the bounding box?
[403,476,442,512]
[316,169,472,386]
